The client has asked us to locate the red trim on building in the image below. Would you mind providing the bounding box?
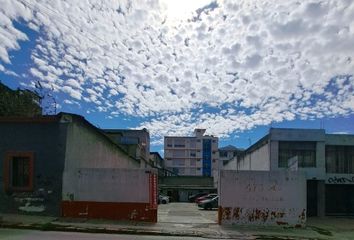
[149,173,158,210]
[3,151,34,192]
[61,201,157,222]
[218,206,222,225]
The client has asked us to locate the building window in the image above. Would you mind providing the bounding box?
[197,139,201,142]
[4,152,34,192]
[190,150,196,157]
[172,150,185,158]
[189,168,196,175]
[219,151,228,157]
[174,139,185,148]
[326,145,354,173]
[166,138,173,147]
[190,159,196,166]
[212,140,216,143]
[278,141,316,168]
[172,159,185,166]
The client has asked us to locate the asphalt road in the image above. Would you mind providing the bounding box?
[0,228,209,240]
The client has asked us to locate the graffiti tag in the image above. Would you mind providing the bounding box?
[327,176,354,184]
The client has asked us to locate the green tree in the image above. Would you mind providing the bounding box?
[0,81,42,117]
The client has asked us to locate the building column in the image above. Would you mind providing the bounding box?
[317,180,326,217]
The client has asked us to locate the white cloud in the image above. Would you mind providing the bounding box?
[0,0,353,144]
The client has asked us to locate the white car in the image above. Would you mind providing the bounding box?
[158,195,170,204]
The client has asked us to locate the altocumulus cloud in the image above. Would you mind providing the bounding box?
[0,0,354,144]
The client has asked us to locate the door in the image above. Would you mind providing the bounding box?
[307,180,318,217]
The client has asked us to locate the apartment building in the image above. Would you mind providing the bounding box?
[164,129,218,176]
[225,128,354,217]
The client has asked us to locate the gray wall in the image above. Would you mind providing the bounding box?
[242,143,270,171]
[0,120,67,215]
[219,170,306,226]
[63,168,150,202]
[64,117,140,170]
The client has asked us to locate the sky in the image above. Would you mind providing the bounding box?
[1,0,354,155]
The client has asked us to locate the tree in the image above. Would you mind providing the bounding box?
[0,81,42,117]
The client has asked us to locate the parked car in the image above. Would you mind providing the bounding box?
[158,195,170,204]
[198,196,219,210]
[188,192,208,202]
[195,193,218,204]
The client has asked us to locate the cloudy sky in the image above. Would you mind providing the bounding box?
[1,0,354,153]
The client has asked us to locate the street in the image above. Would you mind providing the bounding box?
[0,229,209,240]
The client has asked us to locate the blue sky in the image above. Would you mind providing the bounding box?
[1,0,354,155]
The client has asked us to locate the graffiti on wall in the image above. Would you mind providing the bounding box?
[326,176,354,184]
[219,206,306,226]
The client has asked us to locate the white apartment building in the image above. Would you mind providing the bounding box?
[164,129,218,176]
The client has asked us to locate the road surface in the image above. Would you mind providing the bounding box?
[0,228,210,240]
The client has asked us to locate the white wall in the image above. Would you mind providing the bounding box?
[62,168,151,202]
[239,143,270,171]
[64,120,140,170]
[219,170,306,226]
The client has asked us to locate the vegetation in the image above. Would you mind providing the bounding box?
[0,81,42,117]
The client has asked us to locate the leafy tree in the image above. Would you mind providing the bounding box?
[0,81,42,117]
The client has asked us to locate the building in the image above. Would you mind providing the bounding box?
[0,112,156,219]
[149,152,175,177]
[218,145,244,169]
[104,128,150,168]
[164,129,218,176]
[225,128,354,216]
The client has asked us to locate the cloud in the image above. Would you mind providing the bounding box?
[0,0,354,144]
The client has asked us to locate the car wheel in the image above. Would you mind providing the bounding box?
[162,200,167,204]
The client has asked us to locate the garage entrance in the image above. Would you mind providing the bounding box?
[326,185,354,216]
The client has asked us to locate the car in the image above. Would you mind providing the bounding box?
[188,192,208,202]
[198,196,219,210]
[158,195,170,204]
[195,193,218,204]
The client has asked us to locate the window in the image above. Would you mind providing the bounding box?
[166,138,173,147]
[190,139,196,148]
[212,140,216,143]
[197,139,201,142]
[4,152,34,192]
[189,168,196,175]
[172,159,185,166]
[172,150,185,158]
[174,139,185,148]
[190,150,196,157]
[219,151,228,157]
[278,141,316,168]
[326,145,354,173]
[190,159,196,166]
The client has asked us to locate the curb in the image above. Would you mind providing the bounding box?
[0,222,233,239]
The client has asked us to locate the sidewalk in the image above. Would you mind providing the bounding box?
[1,213,354,239]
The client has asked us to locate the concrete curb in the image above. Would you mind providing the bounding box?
[0,221,234,239]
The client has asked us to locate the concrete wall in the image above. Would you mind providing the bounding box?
[219,170,306,226]
[62,168,149,202]
[64,116,140,170]
[62,168,157,222]
[325,134,354,145]
[242,143,270,171]
[0,119,67,216]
